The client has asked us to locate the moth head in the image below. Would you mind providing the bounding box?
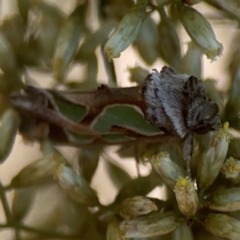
[194,100,222,134]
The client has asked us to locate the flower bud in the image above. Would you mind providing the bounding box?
[107,217,127,240]
[0,108,19,163]
[207,187,240,212]
[52,5,85,81]
[119,196,158,220]
[158,15,181,70]
[134,16,159,65]
[204,213,240,239]
[182,41,202,78]
[150,152,186,189]
[0,31,17,73]
[128,66,149,85]
[54,164,99,206]
[177,4,223,61]
[104,0,147,60]
[197,122,232,191]
[11,154,66,188]
[120,212,183,238]
[221,157,240,183]
[174,177,199,217]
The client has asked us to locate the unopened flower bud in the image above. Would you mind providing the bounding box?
[197,122,232,191]
[174,177,199,217]
[221,157,240,183]
[150,152,186,189]
[128,66,149,85]
[54,164,99,206]
[207,187,240,212]
[107,217,126,240]
[104,0,147,60]
[119,196,158,220]
[204,213,240,239]
[120,212,183,238]
[177,4,223,61]
[0,108,19,163]
[0,31,17,72]
[11,154,65,188]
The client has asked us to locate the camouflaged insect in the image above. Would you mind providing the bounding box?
[142,66,221,176]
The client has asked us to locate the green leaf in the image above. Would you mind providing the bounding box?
[55,98,87,122]
[92,105,162,135]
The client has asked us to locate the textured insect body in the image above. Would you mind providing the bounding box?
[142,66,221,176]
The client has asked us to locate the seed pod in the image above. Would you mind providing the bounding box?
[104,0,147,60]
[197,122,232,191]
[150,152,186,189]
[120,212,183,238]
[174,177,199,217]
[204,213,240,239]
[207,187,240,212]
[11,154,66,188]
[119,196,158,220]
[177,4,223,61]
[0,108,19,163]
[54,164,99,206]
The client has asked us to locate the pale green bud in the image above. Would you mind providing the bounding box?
[177,4,223,61]
[128,66,149,85]
[207,187,240,212]
[52,5,85,81]
[54,164,99,206]
[0,31,17,73]
[171,224,194,240]
[107,217,128,240]
[221,157,240,182]
[204,213,240,239]
[11,154,66,188]
[0,108,19,163]
[182,41,202,78]
[120,212,183,238]
[150,152,186,189]
[197,122,232,191]
[104,0,147,60]
[119,196,158,220]
[174,177,199,217]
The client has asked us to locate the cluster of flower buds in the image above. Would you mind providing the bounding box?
[107,122,240,239]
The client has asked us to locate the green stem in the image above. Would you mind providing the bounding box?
[0,180,13,223]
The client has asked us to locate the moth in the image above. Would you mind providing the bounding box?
[142,66,221,176]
